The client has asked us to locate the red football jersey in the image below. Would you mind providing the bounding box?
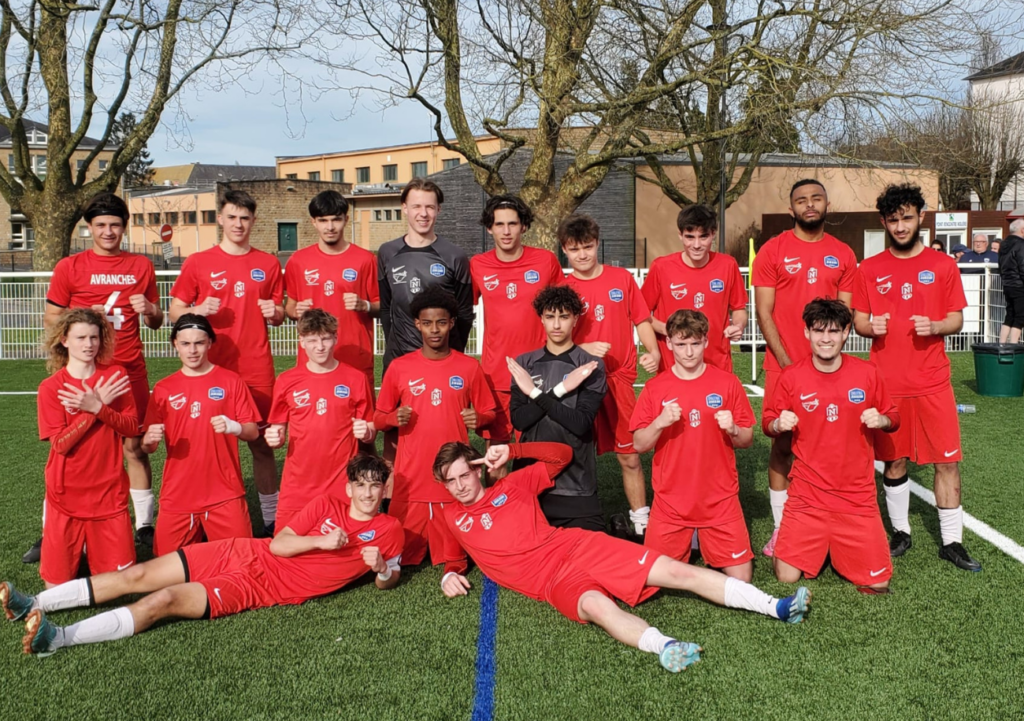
[641,252,747,373]
[471,246,563,393]
[257,495,404,605]
[144,366,258,513]
[564,266,651,380]
[630,365,754,525]
[751,231,857,371]
[37,364,138,520]
[852,248,966,397]
[441,464,586,602]
[283,244,379,376]
[269,362,375,516]
[47,251,159,371]
[375,350,497,503]
[763,356,900,515]
[170,245,284,387]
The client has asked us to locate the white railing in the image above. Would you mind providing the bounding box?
[0,264,1006,382]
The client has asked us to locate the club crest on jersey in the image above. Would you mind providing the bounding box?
[324,280,335,296]
[848,388,866,404]
[581,299,590,314]
[918,270,935,285]
[233,281,245,298]
[689,409,701,427]
[251,269,266,282]
[694,292,705,309]
[506,282,517,300]
[670,283,687,300]
[710,279,725,293]
[430,263,446,277]
[456,513,474,532]
[343,268,358,282]
[827,403,839,423]
[190,401,201,419]
[410,277,422,294]
[449,375,464,390]
[483,274,500,292]
[293,389,310,407]
[524,270,540,284]
[481,513,493,530]
[901,282,913,300]
[802,396,820,412]
[409,378,427,396]
[357,530,376,542]
[877,281,892,294]
[491,493,508,507]
[208,387,225,401]
[392,266,407,284]
[531,374,544,390]
[608,288,624,302]
[595,304,605,322]
[169,393,187,411]
[431,388,442,406]
[211,276,228,291]
[705,393,723,409]
[316,398,328,416]
[304,269,320,285]
[785,261,802,274]
[334,384,350,399]
[824,255,840,269]
[807,267,818,285]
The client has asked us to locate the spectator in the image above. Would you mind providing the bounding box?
[930,241,946,253]
[998,219,1024,345]
[992,238,1002,254]
[960,233,1000,275]
[951,243,969,261]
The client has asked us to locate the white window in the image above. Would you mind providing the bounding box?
[32,155,47,175]
[863,230,886,258]
[10,222,35,249]
[79,225,91,238]
[972,227,1002,242]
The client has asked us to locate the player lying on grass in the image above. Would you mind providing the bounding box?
[434,441,812,673]
[763,299,899,593]
[3,454,403,657]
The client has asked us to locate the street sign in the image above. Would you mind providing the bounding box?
[935,212,968,231]
[161,242,174,261]
[160,223,173,242]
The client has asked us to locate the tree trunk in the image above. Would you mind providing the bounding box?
[27,188,84,271]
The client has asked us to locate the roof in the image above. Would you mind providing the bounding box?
[186,163,275,184]
[276,135,494,162]
[0,118,111,149]
[966,50,1024,82]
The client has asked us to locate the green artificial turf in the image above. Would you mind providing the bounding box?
[1,352,1022,719]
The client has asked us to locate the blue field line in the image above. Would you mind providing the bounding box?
[470,577,499,721]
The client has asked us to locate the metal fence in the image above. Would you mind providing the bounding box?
[0,264,1007,382]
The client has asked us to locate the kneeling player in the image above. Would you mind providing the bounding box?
[3,455,403,656]
[142,314,259,555]
[632,310,756,581]
[435,442,811,673]
[763,299,899,593]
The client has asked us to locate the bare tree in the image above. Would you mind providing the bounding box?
[307,0,1014,248]
[0,1,308,269]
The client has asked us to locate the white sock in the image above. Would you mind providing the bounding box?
[130,489,155,528]
[638,627,673,654]
[724,577,780,618]
[628,506,650,534]
[36,579,91,613]
[938,506,963,545]
[884,479,912,534]
[57,607,135,649]
[769,489,788,529]
[259,492,279,526]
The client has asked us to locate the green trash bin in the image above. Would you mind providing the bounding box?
[972,343,1024,397]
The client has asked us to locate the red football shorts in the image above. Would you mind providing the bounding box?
[773,496,892,586]
[246,383,274,426]
[126,365,150,429]
[389,499,467,574]
[594,373,638,455]
[545,532,659,624]
[874,387,962,464]
[644,497,753,568]
[40,504,135,585]
[181,537,275,619]
[481,389,513,443]
[154,497,252,556]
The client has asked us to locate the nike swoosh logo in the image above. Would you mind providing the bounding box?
[799,393,817,400]
[211,271,226,278]
[117,562,133,571]
[731,550,747,559]
[661,398,678,406]
[669,283,686,289]
[392,266,405,272]
[483,274,498,281]
[169,393,185,401]
[783,256,800,263]
[944,449,958,457]
[638,551,650,565]
[616,442,633,448]
[869,568,887,577]
[876,275,892,282]
[214,588,223,602]
[409,378,424,386]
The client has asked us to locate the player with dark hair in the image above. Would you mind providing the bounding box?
[3,454,403,657]
[374,286,496,576]
[434,441,811,673]
[642,204,748,374]
[470,195,562,453]
[32,192,162,561]
[141,314,259,555]
[266,308,376,529]
[559,214,658,536]
[764,299,900,591]
[508,284,607,530]
[169,189,285,536]
[631,310,756,580]
[852,183,981,571]
[752,179,858,556]
[284,190,378,390]
[36,308,138,586]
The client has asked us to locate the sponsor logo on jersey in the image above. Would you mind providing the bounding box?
[705,393,723,409]
[901,282,913,300]
[208,387,225,401]
[449,375,465,390]
[826,403,839,422]
[506,282,517,300]
[918,270,935,285]
[392,266,407,283]
[430,263,445,277]
[807,267,818,284]
[670,282,687,300]
[483,274,500,291]
[431,388,442,406]
[688,408,701,427]
[190,401,201,419]
[800,392,819,412]
[410,277,422,294]
[694,292,705,309]
[304,269,320,285]
[824,255,840,269]
[661,397,678,406]
[455,513,474,532]
[848,388,866,404]
[524,270,540,284]
[324,280,335,296]
[358,530,376,542]
[877,281,892,294]
[409,377,427,396]
[343,268,357,282]
[531,374,544,389]
[784,256,800,263]
[594,304,605,321]
[293,389,310,407]
[251,269,266,282]
[233,281,245,298]
[316,398,328,416]
[608,288,624,302]
[320,517,340,535]
[89,273,137,285]
[169,393,187,411]
[491,493,508,507]
[481,513,493,530]
[335,384,350,398]
[709,279,725,293]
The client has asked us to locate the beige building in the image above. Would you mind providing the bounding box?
[967,51,1024,210]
